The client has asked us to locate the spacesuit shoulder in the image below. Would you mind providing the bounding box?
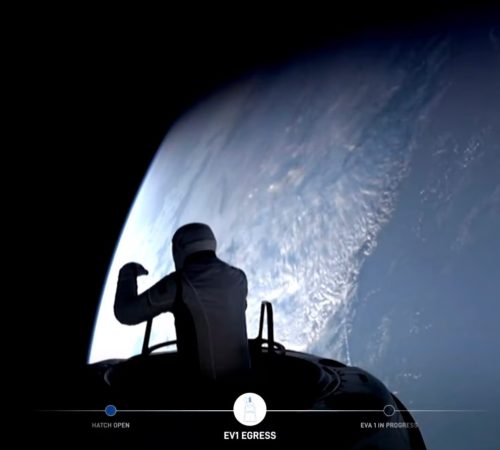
[146,271,178,309]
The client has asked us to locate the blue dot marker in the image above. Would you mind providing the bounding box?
[105,404,117,417]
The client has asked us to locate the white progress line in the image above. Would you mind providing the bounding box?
[40,409,487,413]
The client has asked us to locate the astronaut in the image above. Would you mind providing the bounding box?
[244,396,257,422]
[114,223,250,380]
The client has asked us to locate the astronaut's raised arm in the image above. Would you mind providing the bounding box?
[113,262,177,325]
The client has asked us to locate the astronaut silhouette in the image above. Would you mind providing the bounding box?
[244,396,257,422]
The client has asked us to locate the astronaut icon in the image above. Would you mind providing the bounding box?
[244,396,257,422]
[233,392,267,426]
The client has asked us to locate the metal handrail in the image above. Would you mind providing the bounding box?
[257,301,276,354]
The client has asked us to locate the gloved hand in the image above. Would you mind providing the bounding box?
[119,262,149,278]
[115,262,150,325]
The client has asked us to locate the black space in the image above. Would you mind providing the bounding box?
[30,3,498,407]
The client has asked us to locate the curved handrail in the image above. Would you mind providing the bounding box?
[142,301,282,357]
[256,301,278,354]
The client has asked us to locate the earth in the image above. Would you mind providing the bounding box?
[89,23,499,448]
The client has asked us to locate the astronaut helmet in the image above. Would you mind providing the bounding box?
[172,223,217,269]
